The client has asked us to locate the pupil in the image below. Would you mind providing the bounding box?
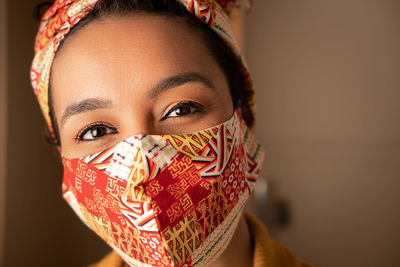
[178,106,189,115]
[92,127,104,137]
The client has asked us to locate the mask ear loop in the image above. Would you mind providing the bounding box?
[236,98,244,119]
[236,98,241,111]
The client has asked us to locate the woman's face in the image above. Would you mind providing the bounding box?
[51,15,234,159]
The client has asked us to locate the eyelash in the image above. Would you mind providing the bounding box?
[76,101,203,142]
[76,122,118,142]
[161,101,203,121]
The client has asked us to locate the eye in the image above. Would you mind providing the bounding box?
[161,101,203,120]
[76,123,118,142]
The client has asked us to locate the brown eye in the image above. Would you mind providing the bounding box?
[162,101,203,120]
[77,123,118,141]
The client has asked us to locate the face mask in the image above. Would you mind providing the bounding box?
[61,109,264,267]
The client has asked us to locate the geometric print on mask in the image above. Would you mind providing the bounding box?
[241,119,263,190]
[62,158,171,266]
[143,111,252,266]
[160,213,201,266]
[81,146,115,171]
[162,127,218,159]
[191,114,238,183]
[61,108,264,266]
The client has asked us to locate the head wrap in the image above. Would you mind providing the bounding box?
[30,0,255,142]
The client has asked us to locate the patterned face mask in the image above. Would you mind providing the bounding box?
[61,108,263,267]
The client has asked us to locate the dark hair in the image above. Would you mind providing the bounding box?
[34,0,254,146]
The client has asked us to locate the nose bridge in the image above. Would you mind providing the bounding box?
[119,90,156,136]
[125,112,156,136]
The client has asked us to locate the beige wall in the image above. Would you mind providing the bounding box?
[246,1,400,266]
[3,1,109,266]
[0,0,7,265]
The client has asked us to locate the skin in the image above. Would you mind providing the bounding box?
[51,15,252,266]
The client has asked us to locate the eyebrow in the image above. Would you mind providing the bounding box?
[60,72,214,128]
[60,98,113,128]
[148,72,214,99]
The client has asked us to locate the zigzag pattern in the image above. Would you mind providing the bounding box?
[120,197,158,233]
[185,0,216,26]
[241,124,264,189]
[163,128,217,159]
[83,146,115,170]
[191,120,235,182]
[162,213,200,266]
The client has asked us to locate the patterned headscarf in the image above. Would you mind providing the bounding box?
[30,0,255,142]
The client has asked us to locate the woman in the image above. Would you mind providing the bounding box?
[31,0,314,266]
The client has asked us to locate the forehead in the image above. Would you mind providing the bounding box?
[50,14,224,110]
[51,14,216,84]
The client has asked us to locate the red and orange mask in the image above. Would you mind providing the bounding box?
[62,109,263,266]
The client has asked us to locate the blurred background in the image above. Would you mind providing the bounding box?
[1,0,400,266]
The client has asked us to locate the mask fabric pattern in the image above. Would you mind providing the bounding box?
[62,109,264,267]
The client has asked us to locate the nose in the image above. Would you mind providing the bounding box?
[121,107,158,137]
